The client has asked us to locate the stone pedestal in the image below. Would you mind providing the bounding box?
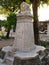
[12,13,36,52]
[13,54,40,65]
[12,2,45,65]
[13,45,45,65]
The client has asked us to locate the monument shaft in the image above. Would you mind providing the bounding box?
[13,15,35,51]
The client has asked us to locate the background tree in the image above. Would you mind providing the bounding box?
[30,0,49,45]
[0,0,24,13]
[4,13,17,38]
[0,0,24,38]
[0,20,4,28]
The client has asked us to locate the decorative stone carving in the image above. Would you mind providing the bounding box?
[21,2,30,12]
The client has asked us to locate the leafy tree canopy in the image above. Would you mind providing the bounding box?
[0,0,49,14]
[0,0,24,13]
[0,20,4,27]
[30,0,49,6]
[4,13,17,30]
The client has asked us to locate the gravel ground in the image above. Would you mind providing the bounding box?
[39,33,49,41]
[0,31,15,48]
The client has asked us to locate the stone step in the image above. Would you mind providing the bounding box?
[0,58,4,63]
[5,56,14,65]
[0,55,14,65]
[0,59,10,65]
[0,62,11,65]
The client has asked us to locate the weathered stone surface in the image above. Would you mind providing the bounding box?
[13,55,40,65]
[13,22,36,51]
[12,2,35,52]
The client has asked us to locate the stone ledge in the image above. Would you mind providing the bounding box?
[13,55,40,65]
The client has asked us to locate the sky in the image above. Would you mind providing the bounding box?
[31,4,49,21]
[38,4,49,21]
[0,4,49,21]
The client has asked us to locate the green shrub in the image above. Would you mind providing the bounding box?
[39,40,49,48]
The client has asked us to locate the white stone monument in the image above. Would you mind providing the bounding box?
[1,2,46,65]
[12,2,46,65]
[12,2,35,52]
[12,2,45,52]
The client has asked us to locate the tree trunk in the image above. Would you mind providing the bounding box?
[32,0,39,45]
[6,29,10,39]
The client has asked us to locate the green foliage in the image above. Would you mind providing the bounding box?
[1,31,5,36]
[0,0,23,13]
[0,0,49,14]
[30,0,49,6]
[26,0,31,4]
[39,41,49,47]
[1,31,5,39]
[4,13,17,30]
[0,0,31,14]
[0,20,4,27]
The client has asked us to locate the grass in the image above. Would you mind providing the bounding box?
[39,40,49,48]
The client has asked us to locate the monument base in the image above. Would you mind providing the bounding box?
[0,45,46,65]
[13,45,46,65]
[13,55,40,65]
